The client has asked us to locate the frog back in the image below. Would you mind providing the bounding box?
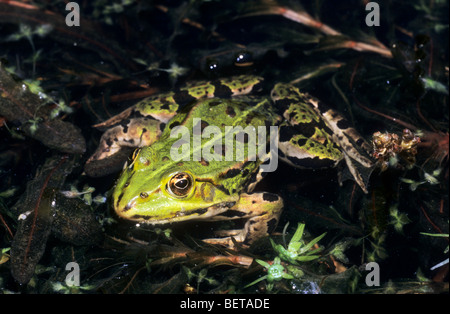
[156,97,279,193]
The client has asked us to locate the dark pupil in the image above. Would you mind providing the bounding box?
[169,173,192,197]
[175,178,188,189]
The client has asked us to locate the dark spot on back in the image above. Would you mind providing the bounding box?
[226,106,236,118]
[201,121,209,132]
[211,81,232,98]
[221,168,241,179]
[169,121,180,129]
[172,90,196,105]
[160,101,170,111]
[208,101,222,107]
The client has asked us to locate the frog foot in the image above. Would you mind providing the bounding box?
[203,192,283,248]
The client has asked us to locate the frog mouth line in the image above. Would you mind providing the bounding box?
[124,201,236,224]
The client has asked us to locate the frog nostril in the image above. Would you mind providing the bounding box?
[140,192,148,199]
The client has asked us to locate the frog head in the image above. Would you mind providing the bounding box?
[112,146,239,224]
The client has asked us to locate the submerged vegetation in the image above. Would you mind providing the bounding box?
[0,0,448,294]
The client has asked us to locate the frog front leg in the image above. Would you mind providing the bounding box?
[203,192,283,247]
[85,117,163,176]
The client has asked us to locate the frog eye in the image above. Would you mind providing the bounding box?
[234,50,253,67]
[205,58,219,73]
[167,172,194,198]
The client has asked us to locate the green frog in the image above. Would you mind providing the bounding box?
[85,75,373,247]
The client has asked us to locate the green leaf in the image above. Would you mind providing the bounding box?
[305,247,323,256]
[288,241,302,252]
[282,273,294,280]
[420,232,449,238]
[255,259,271,269]
[244,275,268,289]
[298,232,326,254]
[295,255,321,262]
[421,77,449,95]
[289,223,305,249]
